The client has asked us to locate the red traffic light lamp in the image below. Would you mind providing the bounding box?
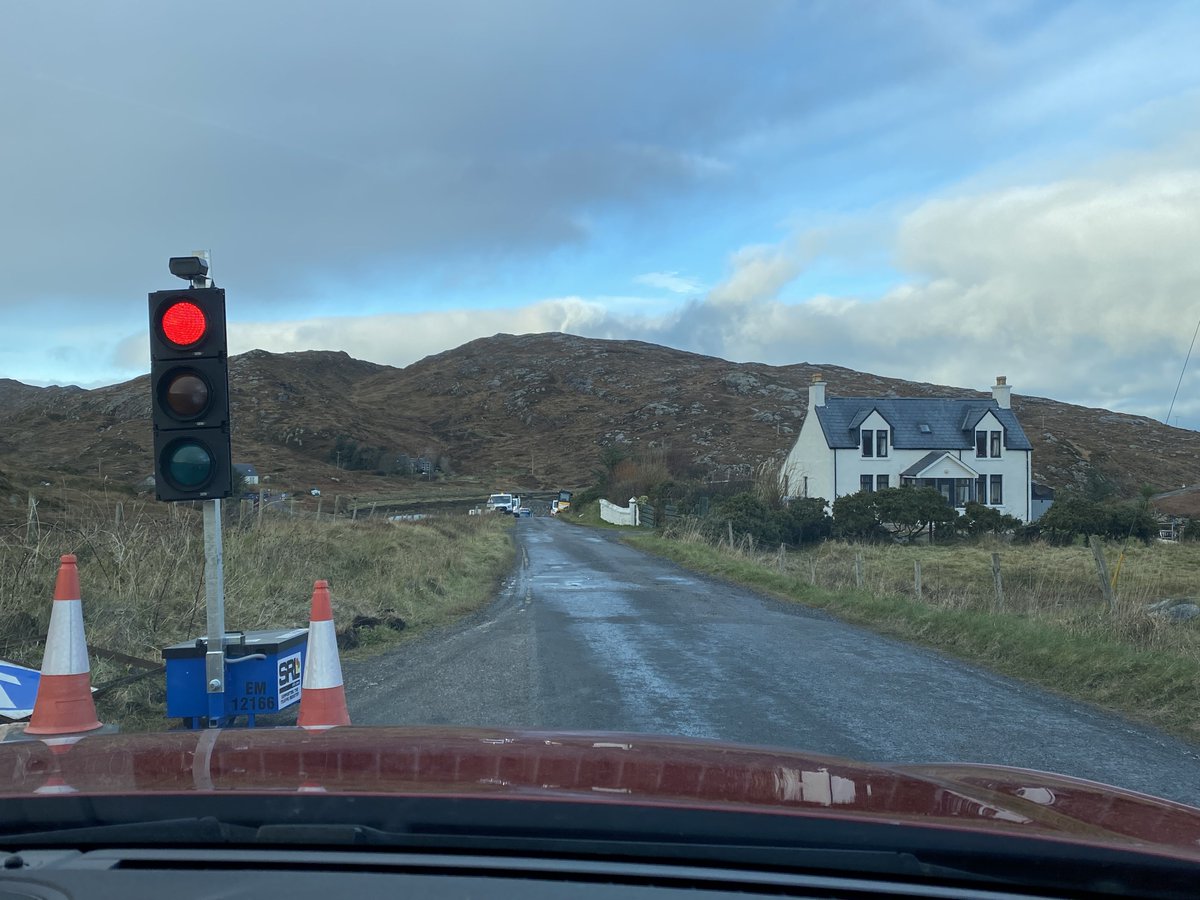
[161,300,208,347]
[150,288,227,361]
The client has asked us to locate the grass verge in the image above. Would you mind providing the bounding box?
[1,498,513,731]
[622,530,1200,744]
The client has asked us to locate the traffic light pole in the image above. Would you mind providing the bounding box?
[203,497,226,726]
[188,251,227,728]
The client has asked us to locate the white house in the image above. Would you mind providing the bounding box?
[779,376,1034,523]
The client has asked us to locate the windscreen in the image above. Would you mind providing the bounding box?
[2,0,1199,860]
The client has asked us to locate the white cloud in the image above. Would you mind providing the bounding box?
[633,272,707,295]
[64,131,1200,436]
[212,160,1200,429]
[228,297,614,369]
[707,243,805,307]
[645,164,1200,424]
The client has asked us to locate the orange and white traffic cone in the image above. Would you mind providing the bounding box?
[297,580,350,729]
[26,555,102,736]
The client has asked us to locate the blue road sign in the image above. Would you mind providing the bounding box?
[0,660,41,720]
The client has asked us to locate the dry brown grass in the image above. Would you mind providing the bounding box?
[0,494,513,729]
[663,519,1200,659]
[789,539,1200,661]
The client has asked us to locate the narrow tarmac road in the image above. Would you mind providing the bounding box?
[345,518,1200,805]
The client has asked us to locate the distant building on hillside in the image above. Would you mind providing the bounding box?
[779,375,1035,523]
[1031,482,1055,521]
[233,463,260,486]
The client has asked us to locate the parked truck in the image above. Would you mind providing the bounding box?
[487,493,525,514]
[486,493,517,514]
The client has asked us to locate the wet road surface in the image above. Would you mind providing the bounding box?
[345,517,1200,805]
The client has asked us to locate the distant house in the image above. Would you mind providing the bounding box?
[779,376,1035,523]
[1031,482,1055,521]
[233,463,260,486]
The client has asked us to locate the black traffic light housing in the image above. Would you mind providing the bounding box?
[149,287,232,502]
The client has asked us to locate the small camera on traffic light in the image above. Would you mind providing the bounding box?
[168,256,210,282]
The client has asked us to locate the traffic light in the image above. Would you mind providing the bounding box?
[149,287,232,501]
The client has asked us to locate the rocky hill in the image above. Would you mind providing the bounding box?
[0,332,1196,499]
[0,378,83,419]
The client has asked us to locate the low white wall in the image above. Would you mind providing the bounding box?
[600,497,640,527]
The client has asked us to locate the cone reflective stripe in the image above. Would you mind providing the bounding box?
[26,556,102,736]
[297,580,350,728]
[297,774,328,793]
[33,736,82,795]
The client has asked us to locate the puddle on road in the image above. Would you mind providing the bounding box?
[654,575,698,587]
[531,575,644,595]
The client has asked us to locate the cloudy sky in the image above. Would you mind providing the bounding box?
[4,1,1200,425]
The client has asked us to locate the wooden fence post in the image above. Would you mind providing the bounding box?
[370,501,378,519]
[1089,535,1117,612]
[991,552,1005,611]
[914,559,923,602]
[316,497,323,522]
[809,559,817,586]
[854,552,864,589]
[114,501,124,528]
[258,491,265,529]
[290,495,296,515]
[726,520,734,550]
[777,543,786,573]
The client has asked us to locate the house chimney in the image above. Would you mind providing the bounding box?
[992,375,1011,409]
[810,374,826,408]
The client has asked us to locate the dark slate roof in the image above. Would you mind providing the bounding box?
[814,398,1032,451]
[847,407,875,430]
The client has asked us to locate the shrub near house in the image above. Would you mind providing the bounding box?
[830,487,957,541]
[1034,494,1159,545]
[711,493,832,546]
[704,488,1019,546]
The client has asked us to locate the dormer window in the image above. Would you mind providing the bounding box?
[976,429,1003,458]
[862,429,888,458]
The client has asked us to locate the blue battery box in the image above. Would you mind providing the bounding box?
[163,628,308,728]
